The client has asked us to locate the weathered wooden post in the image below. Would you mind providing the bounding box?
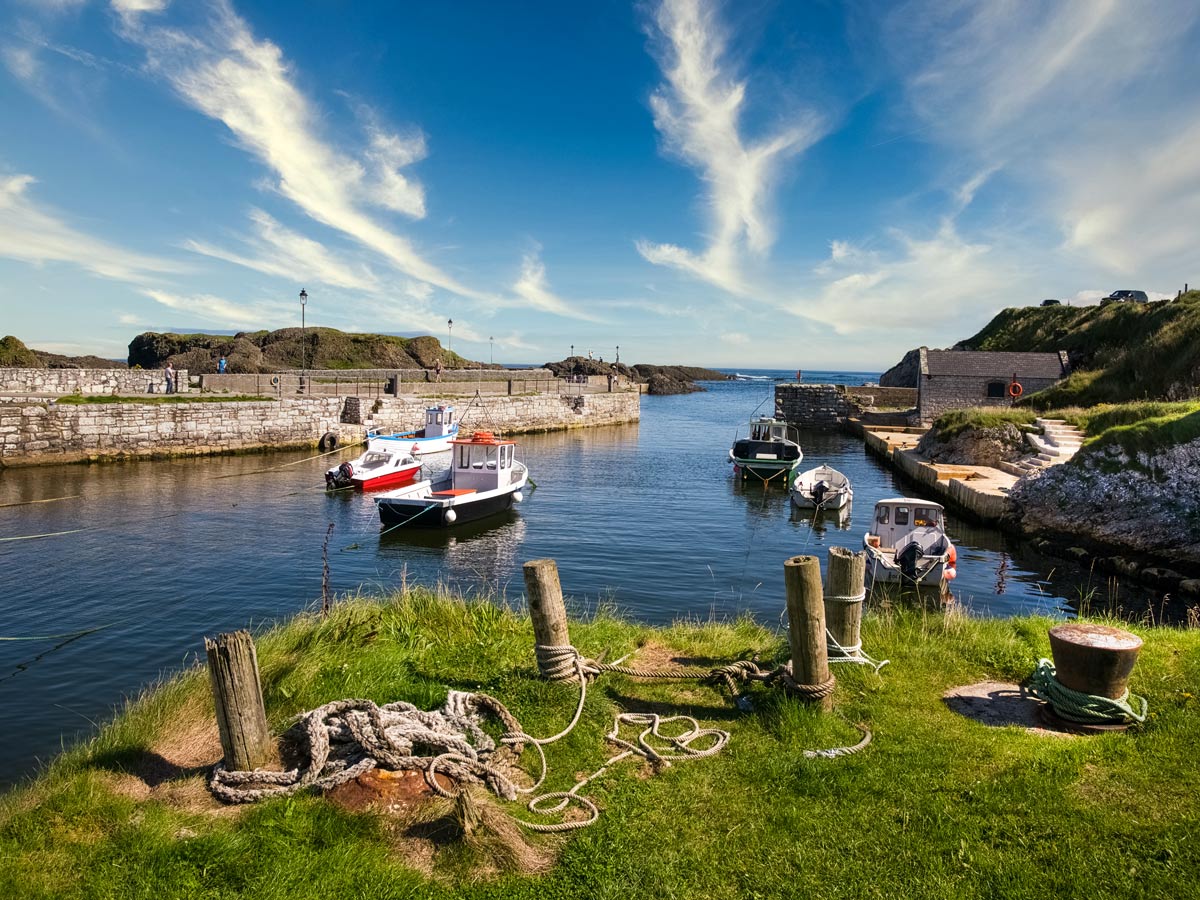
[825,547,866,660]
[784,555,833,710]
[523,559,576,681]
[205,630,272,771]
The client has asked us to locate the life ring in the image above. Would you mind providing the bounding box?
[270,375,281,386]
[319,432,339,451]
[947,544,957,565]
[1007,381,1023,398]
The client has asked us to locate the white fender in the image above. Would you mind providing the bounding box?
[444,508,458,524]
[513,491,523,503]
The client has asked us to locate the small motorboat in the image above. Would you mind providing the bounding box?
[375,431,528,528]
[728,416,803,483]
[367,404,460,456]
[790,465,853,510]
[325,447,420,491]
[863,498,957,589]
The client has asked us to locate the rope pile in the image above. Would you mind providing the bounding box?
[1027,659,1148,726]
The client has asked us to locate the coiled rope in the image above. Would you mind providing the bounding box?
[1027,659,1148,725]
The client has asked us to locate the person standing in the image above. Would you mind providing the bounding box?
[435,359,443,383]
[164,363,176,394]
[217,355,227,374]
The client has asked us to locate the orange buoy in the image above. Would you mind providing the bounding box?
[1008,381,1023,398]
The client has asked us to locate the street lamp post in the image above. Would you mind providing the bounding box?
[447,318,453,356]
[616,345,620,364]
[570,344,574,359]
[299,288,308,391]
[490,336,494,365]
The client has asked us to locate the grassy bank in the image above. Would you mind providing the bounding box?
[957,291,1200,407]
[2,589,1197,899]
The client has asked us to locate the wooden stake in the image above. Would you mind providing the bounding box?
[784,555,832,710]
[825,547,866,659]
[523,559,572,679]
[205,630,272,772]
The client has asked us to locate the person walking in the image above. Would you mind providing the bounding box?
[217,355,227,374]
[435,359,443,383]
[164,363,176,394]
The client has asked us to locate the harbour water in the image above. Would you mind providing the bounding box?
[0,370,1149,787]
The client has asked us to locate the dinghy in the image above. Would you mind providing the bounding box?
[790,465,853,510]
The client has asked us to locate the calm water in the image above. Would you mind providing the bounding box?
[1,369,1142,787]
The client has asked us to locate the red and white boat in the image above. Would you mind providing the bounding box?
[325,447,421,491]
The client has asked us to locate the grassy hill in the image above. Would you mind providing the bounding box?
[955,291,1200,407]
[128,329,485,374]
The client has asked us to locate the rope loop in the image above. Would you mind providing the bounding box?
[1027,659,1148,725]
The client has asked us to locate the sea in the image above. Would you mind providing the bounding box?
[0,368,1154,787]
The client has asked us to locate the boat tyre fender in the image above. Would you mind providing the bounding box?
[319,432,339,452]
[271,375,281,386]
[1008,381,1023,398]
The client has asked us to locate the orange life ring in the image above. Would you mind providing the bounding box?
[947,544,957,565]
[1007,381,1023,398]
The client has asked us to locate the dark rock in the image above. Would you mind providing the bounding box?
[917,422,1026,467]
[1140,568,1184,590]
[879,348,921,387]
[1178,579,1200,596]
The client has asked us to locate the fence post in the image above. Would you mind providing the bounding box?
[784,555,833,710]
[205,630,272,771]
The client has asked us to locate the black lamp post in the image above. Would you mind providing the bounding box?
[447,318,453,356]
[616,345,620,364]
[299,288,308,386]
[489,336,494,365]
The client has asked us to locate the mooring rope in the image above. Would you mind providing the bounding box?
[823,590,890,672]
[1027,658,1148,725]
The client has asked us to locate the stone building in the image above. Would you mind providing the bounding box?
[917,348,1069,422]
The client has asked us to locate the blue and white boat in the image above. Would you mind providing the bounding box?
[367,404,459,456]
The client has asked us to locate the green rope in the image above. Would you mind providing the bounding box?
[1027,658,1147,725]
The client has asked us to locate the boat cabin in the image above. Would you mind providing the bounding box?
[870,498,945,550]
[449,432,518,492]
[749,417,790,442]
[424,404,455,437]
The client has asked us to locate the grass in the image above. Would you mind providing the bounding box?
[929,408,1037,440]
[2,588,1198,899]
[959,291,1200,407]
[53,394,276,405]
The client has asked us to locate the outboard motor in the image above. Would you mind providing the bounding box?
[812,481,828,506]
[896,542,922,582]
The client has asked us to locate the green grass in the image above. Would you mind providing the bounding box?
[1063,401,1200,456]
[53,394,276,405]
[959,291,1200,407]
[929,407,1038,439]
[3,589,1198,899]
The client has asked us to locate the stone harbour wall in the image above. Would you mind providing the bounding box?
[774,385,861,429]
[0,368,189,396]
[0,390,641,466]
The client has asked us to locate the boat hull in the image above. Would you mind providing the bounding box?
[790,488,851,510]
[352,466,421,491]
[378,489,519,527]
[731,458,801,482]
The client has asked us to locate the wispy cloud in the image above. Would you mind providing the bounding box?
[511,249,601,322]
[637,0,823,294]
[115,0,484,300]
[141,288,291,328]
[0,172,183,282]
[184,208,382,293]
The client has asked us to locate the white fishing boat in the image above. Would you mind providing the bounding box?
[728,416,803,483]
[790,465,853,510]
[366,404,460,456]
[863,498,957,589]
[375,431,528,528]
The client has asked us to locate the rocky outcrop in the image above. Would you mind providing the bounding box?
[879,348,921,387]
[127,329,491,374]
[543,359,731,395]
[1011,439,1200,564]
[916,422,1027,468]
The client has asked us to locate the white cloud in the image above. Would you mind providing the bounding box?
[721,331,749,345]
[0,173,183,283]
[141,288,283,327]
[638,0,823,294]
[511,249,602,321]
[117,0,485,300]
[111,0,169,20]
[184,208,382,292]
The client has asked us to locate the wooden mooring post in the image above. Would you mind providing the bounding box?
[783,555,833,710]
[523,558,577,681]
[205,630,272,772]
[825,547,866,659]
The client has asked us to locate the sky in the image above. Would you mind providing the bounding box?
[1,0,1198,370]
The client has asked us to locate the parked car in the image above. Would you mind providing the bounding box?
[1100,289,1148,306]
[1040,298,1061,307]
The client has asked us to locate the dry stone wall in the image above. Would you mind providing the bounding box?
[774,385,862,429]
[0,368,188,395]
[0,391,640,466]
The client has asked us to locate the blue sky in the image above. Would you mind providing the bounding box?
[1,0,1198,369]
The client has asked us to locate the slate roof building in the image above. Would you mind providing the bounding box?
[917,348,1070,423]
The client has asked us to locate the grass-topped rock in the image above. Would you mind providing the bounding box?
[2,588,1197,898]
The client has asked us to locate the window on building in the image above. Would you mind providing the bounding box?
[986,381,1007,399]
